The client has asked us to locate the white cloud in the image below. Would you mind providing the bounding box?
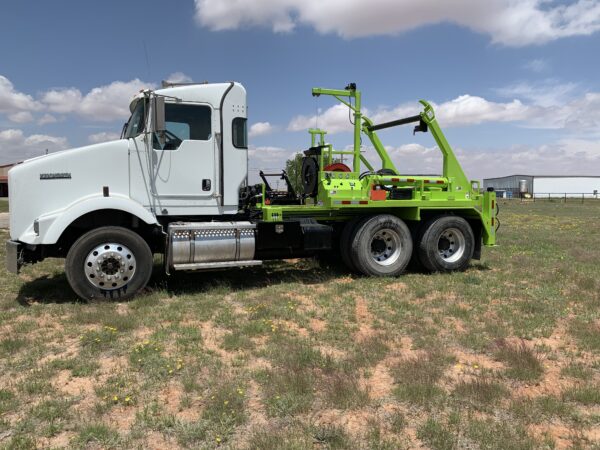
[248,145,298,182]
[288,104,359,134]
[41,79,154,121]
[88,131,121,144]
[247,139,600,185]
[194,0,600,46]
[164,72,193,84]
[249,121,275,138]
[288,87,600,133]
[495,80,577,107]
[40,87,82,114]
[288,96,532,133]
[434,96,531,126]
[38,114,58,125]
[0,75,43,114]
[8,111,34,123]
[0,129,68,163]
[523,58,549,73]
[1,74,154,122]
[455,139,600,179]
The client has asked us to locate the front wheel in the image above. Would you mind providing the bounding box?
[417,216,474,272]
[65,226,153,301]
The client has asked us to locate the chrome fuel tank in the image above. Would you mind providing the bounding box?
[168,222,256,266]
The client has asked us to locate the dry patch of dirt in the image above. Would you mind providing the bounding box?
[309,318,326,333]
[528,423,577,450]
[245,380,268,427]
[354,296,376,341]
[384,282,407,292]
[362,361,394,400]
[158,382,201,422]
[198,321,235,362]
[284,292,317,313]
[144,430,180,450]
[246,357,272,372]
[133,326,153,340]
[53,370,95,398]
[38,431,76,449]
[317,345,347,360]
[334,276,354,285]
[38,336,80,365]
[280,320,308,337]
[107,405,137,432]
[312,408,376,436]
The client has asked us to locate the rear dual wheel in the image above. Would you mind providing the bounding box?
[341,214,413,276]
[417,216,474,272]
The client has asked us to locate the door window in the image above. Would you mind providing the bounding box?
[154,103,211,150]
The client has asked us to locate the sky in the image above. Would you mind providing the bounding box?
[1,0,599,182]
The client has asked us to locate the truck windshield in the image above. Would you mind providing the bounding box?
[123,100,146,138]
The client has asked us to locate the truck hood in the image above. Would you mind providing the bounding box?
[9,139,131,242]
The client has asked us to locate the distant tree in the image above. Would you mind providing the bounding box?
[285,153,304,194]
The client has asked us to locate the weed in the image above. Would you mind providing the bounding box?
[312,424,351,449]
[391,351,452,405]
[563,384,600,405]
[75,423,121,448]
[569,320,600,351]
[493,339,544,381]
[322,373,370,409]
[417,418,456,450]
[261,369,314,416]
[511,395,575,422]
[452,378,508,406]
[466,419,536,450]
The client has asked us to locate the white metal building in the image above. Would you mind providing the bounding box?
[483,175,600,198]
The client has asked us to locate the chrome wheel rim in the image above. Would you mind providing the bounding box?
[370,228,402,266]
[85,243,136,290]
[437,228,466,263]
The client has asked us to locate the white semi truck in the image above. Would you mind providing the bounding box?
[6,81,497,300]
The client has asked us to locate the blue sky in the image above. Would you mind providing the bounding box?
[1,0,599,180]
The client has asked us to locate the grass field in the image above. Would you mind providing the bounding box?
[0,201,599,449]
[0,199,8,213]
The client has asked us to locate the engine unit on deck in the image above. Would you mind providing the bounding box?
[168,222,260,271]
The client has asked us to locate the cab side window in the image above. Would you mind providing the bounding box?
[154,104,211,150]
[232,117,247,149]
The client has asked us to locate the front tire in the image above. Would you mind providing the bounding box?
[65,226,153,301]
[417,216,474,272]
[350,215,413,276]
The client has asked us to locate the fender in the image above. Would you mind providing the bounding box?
[36,194,159,245]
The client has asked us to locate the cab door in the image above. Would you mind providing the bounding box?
[150,102,217,203]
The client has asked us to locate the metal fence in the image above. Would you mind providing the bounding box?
[497,193,600,203]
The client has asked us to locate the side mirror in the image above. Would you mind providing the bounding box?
[151,96,166,148]
[152,96,166,133]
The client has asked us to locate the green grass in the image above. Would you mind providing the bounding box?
[0,200,600,448]
[0,199,8,213]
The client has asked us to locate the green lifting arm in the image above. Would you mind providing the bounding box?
[312,85,470,191]
[418,100,470,189]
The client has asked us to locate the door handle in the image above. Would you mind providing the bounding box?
[202,179,211,191]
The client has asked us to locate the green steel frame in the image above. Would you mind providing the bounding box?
[256,85,497,246]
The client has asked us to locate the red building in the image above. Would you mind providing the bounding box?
[0,163,18,197]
